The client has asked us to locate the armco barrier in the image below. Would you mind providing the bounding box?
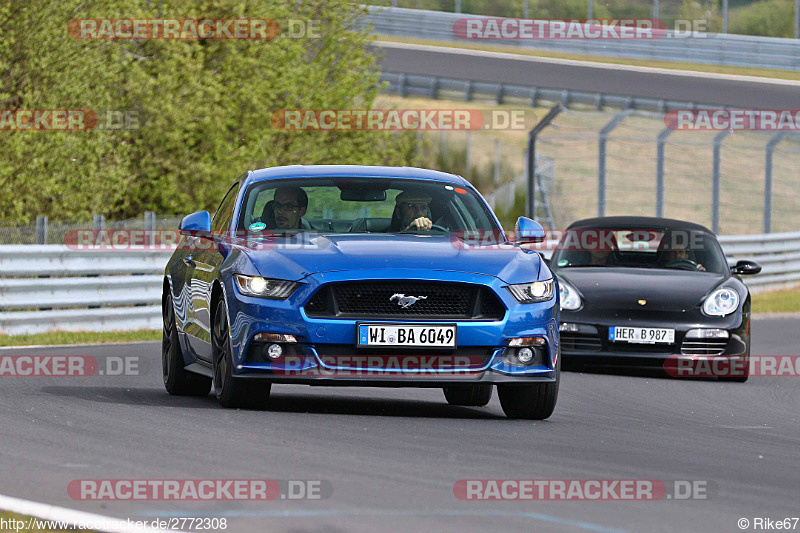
[0,234,798,336]
[0,246,173,336]
[363,7,800,71]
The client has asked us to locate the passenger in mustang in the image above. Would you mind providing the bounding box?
[390,189,433,232]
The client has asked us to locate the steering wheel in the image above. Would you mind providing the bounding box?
[400,224,449,233]
[664,258,699,271]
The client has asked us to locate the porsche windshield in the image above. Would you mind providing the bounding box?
[550,228,728,274]
[236,178,500,235]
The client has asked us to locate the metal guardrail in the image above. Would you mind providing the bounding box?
[1,234,798,336]
[380,71,725,112]
[0,246,172,336]
[365,7,800,71]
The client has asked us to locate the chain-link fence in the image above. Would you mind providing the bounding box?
[0,213,183,245]
[536,108,800,234]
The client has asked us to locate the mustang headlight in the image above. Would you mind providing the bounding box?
[234,274,299,299]
[702,288,739,317]
[558,280,582,311]
[507,279,554,303]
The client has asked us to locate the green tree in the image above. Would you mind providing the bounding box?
[0,0,418,222]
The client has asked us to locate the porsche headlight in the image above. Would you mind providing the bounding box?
[234,274,299,299]
[507,279,554,303]
[702,288,739,317]
[559,280,582,311]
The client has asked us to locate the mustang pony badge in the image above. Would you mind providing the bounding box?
[390,293,427,308]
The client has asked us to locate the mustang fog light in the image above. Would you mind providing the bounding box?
[254,333,297,343]
[560,323,579,333]
[686,328,730,339]
[266,343,283,359]
[517,348,534,364]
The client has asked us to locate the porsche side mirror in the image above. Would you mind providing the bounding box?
[515,217,546,244]
[731,259,762,275]
[179,211,212,237]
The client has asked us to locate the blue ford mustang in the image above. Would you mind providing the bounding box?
[162,165,560,419]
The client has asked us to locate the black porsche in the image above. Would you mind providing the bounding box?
[549,217,762,381]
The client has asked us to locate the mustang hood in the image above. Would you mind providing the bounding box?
[239,233,542,284]
[557,267,726,312]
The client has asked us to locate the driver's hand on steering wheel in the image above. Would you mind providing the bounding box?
[404,217,432,231]
[697,263,706,272]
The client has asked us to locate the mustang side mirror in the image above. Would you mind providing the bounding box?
[179,211,212,237]
[731,259,762,276]
[515,217,546,244]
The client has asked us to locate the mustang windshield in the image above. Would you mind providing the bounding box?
[550,228,728,274]
[237,178,499,235]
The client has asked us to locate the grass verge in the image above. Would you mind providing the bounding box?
[374,35,800,81]
[751,286,800,314]
[0,329,160,347]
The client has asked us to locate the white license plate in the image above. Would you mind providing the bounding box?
[609,326,675,344]
[357,323,456,348]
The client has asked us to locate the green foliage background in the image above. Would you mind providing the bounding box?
[0,0,418,222]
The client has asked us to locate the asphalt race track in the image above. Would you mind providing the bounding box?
[0,317,797,532]
[374,42,800,109]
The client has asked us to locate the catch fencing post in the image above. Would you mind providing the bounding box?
[494,139,501,187]
[598,110,633,217]
[764,132,790,233]
[144,211,156,247]
[656,127,673,218]
[35,216,47,245]
[93,214,105,231]
[712,130,731,234]
[527,104,564,220]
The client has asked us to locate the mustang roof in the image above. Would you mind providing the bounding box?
[566,216,714,235]
[245,165,469,188]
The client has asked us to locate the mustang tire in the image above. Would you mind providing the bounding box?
[498,356,560,420]
[443,385,493,407]
[162,293,212,396]
[213,299,271,409]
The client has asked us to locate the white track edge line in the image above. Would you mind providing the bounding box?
[0,493,167,533]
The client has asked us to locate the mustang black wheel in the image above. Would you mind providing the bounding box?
[162,293,211,396]
[498,356,560,420]
[443,385,493,407]
[212,299,270,409]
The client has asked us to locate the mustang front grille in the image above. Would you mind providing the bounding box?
[304,281,505,320]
